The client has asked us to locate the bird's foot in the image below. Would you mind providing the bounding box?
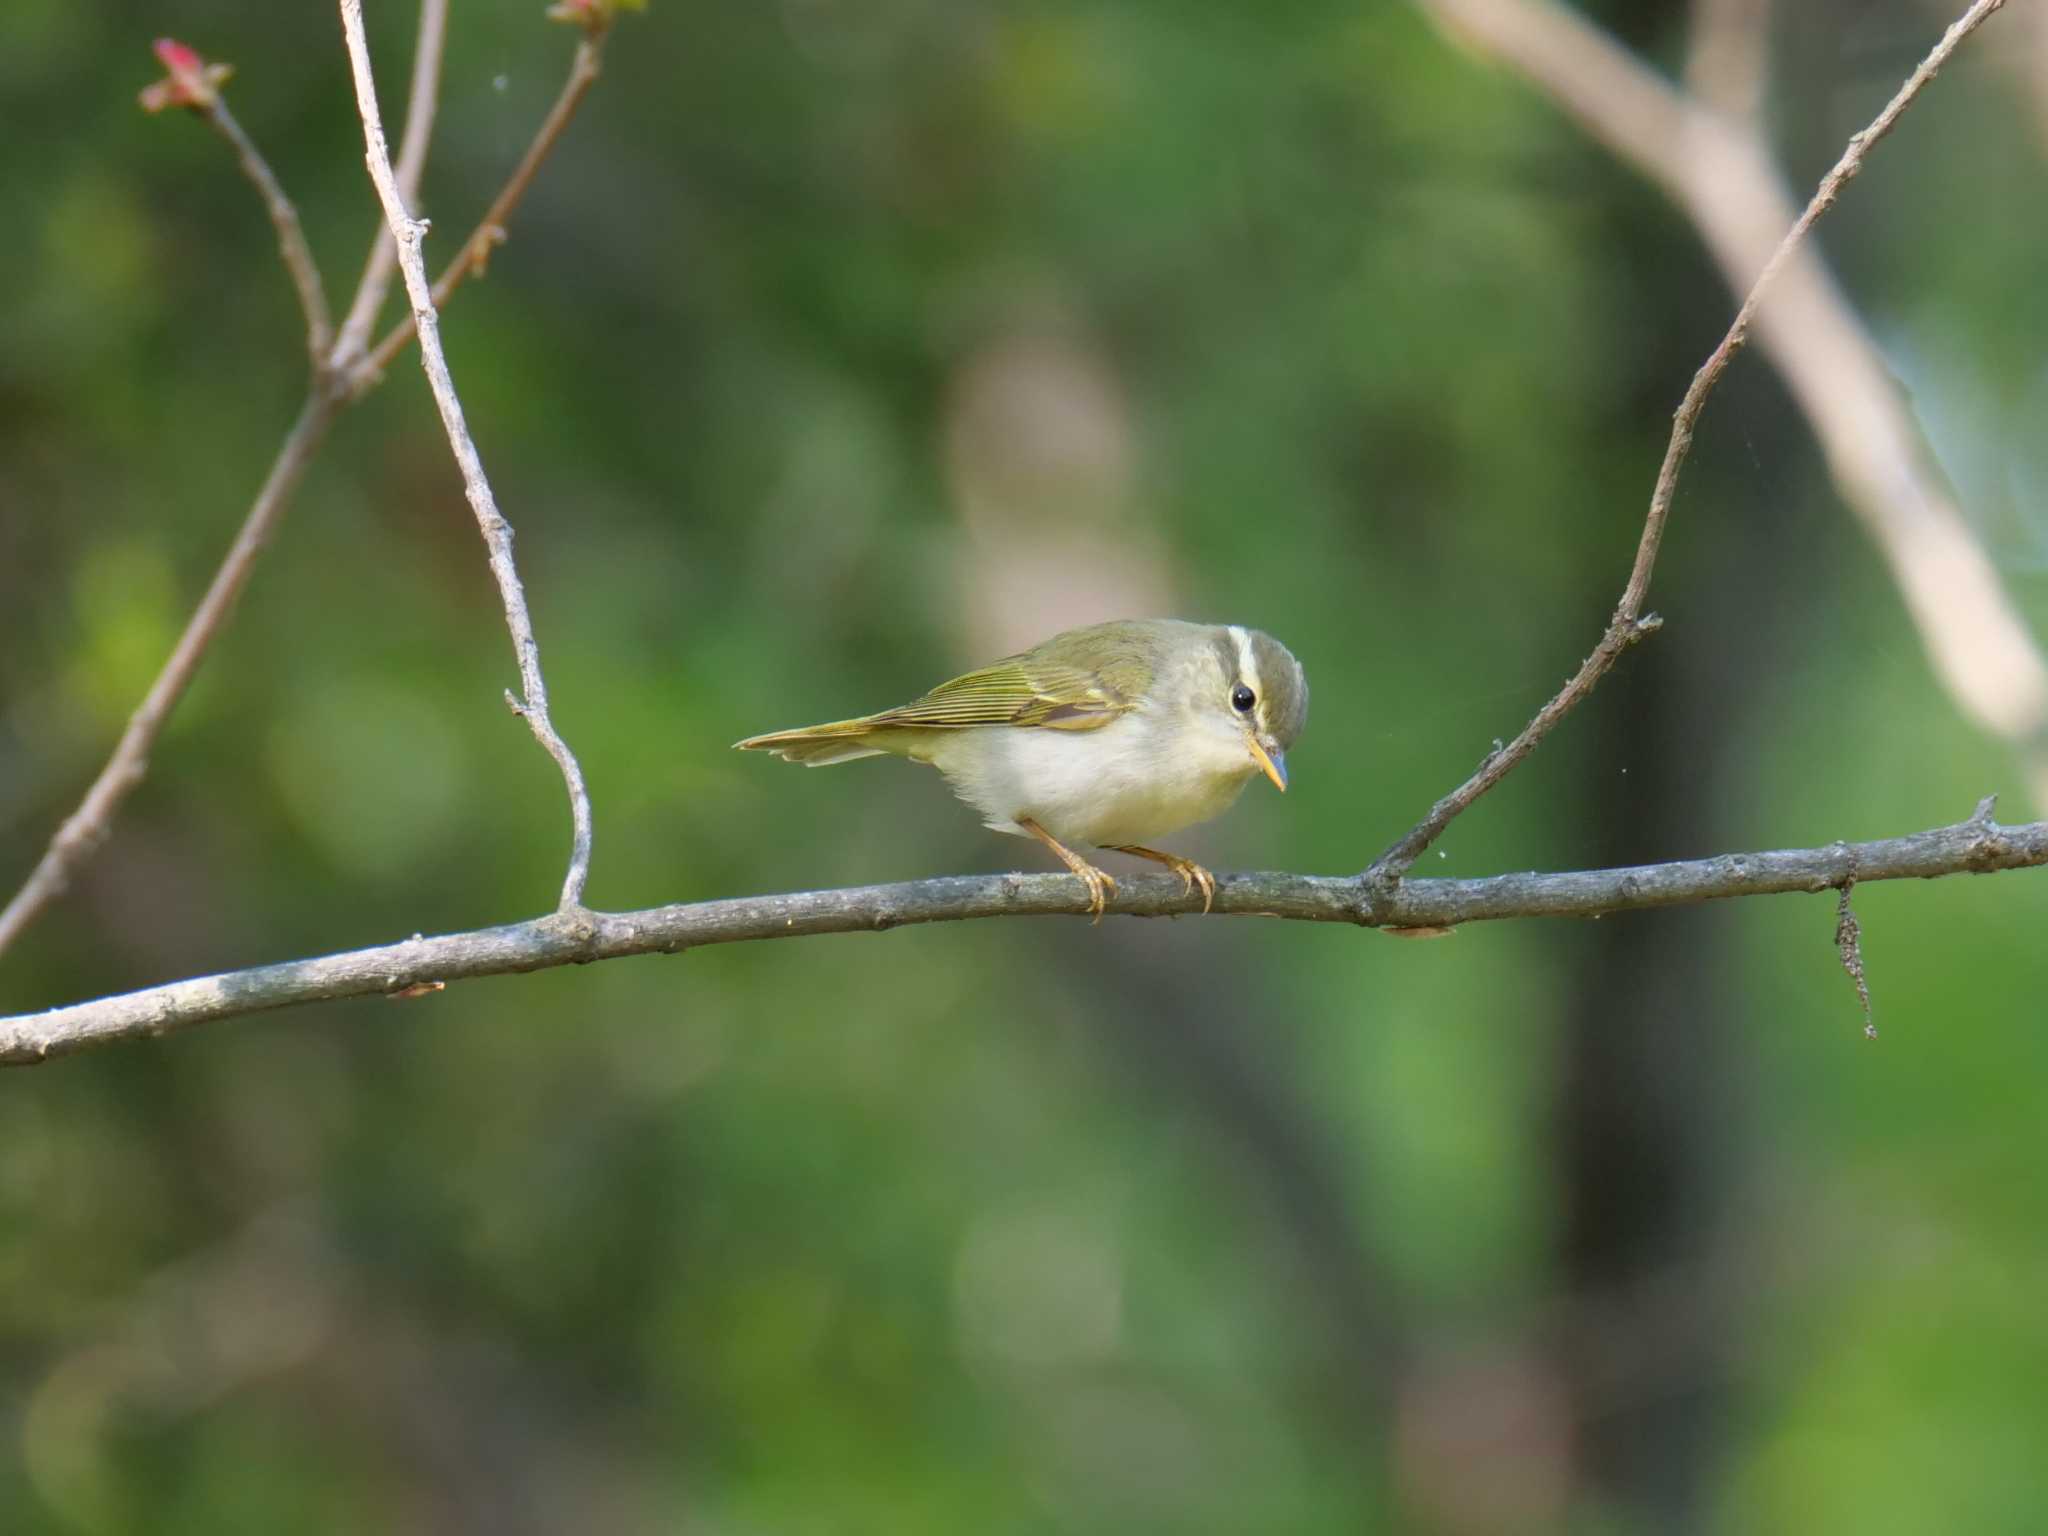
[1075,864,1117,923]
[1020,817,1119,924]
[1111,846,1217,915]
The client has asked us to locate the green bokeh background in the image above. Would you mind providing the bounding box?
[4,1,2046,1530]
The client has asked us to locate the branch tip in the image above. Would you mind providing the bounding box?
[547,0,641,34]
[1833,881,1876,1040]
[140,38,232,114]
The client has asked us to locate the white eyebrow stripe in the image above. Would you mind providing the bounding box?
[1229,625,1257,690]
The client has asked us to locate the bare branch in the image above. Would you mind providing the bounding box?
[338,0,595,910]
[0,45,348,963]
[333,0,449,367]
[4,803,2039,1065]
[1374,0,2017,882]
[140,39,334,368]
[0,24,614,961]
[0,395,341,959]
[1685,0,1771,122]
[1398,0,2048,833]
[1834,879,1876,1040]
[204,100,335,366]
[388,2,448,232]
[351,28,610,391]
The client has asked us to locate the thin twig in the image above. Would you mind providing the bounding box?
[339,0,595,910]
[1833,878,1875,1040]
[334,0,449,368]
[1370,0,2016,880]
[351,29,609,391]
[0,395,341,959]
[0,25,615,963]
[4,803,2040,1065]
[1433,0,2048,805]
[204,99,334,369]
[0,63,344,958]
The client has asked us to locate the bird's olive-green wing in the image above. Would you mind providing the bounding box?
[866,653,1133,732]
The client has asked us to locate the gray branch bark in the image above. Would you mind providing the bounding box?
[0,23,609,960]
[339,0,595,910]
[1370,0,2019,878]
[5,801,2039,1065]
[1408,0,2048,805]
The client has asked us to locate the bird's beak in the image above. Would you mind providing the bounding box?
[1247,734,1288,793]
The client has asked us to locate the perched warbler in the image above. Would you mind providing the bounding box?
[737,619,1307,918]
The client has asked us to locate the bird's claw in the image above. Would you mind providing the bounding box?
[1080,866,1117,924]
[1157,855,1216,914]
[1109,846,1216,915]
[1019,816,1124,924]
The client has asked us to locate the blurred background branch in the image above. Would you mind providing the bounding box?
[1377,0,2011,876]
[1686,0,1772,120]
[1409,0,2048,809]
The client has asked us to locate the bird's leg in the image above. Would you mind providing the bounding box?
[1109,845,1217,915]
[1019,817,1117,923]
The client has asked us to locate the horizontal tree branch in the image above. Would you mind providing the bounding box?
[5,801,2039,1065]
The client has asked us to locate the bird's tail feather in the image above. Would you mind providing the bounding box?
[733,717,891,766]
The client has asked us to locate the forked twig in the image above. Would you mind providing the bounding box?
[1370,0,2017,880]
[351,29,610,390]
[338,0,595,910]
[1416,0,2048,806]
[0,18,614,961]
[334,0,449,367]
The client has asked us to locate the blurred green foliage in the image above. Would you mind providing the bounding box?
[3,0,2046,1530]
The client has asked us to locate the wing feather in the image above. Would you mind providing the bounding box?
[735,638,1140,764]
[866,656,1130,731]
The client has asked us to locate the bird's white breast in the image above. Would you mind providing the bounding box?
[919,709,1257,848]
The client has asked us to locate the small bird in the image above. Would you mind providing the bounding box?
[736,619,1307,919]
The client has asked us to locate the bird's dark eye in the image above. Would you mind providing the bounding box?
[1232,684,1256,713]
